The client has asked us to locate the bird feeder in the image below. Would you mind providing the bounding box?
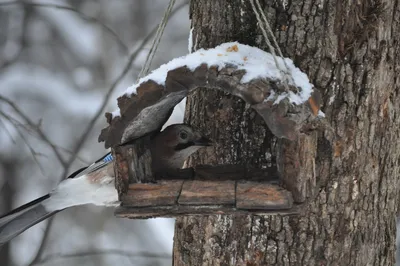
[98,43,323,218]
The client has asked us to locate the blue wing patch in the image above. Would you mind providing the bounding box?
[103,153,113,163]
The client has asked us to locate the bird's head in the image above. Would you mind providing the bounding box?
[150,124,213,172]
[161,124,212,149]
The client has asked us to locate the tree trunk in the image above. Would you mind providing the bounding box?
[173,0,400,265]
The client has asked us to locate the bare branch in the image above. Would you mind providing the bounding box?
[54,146,90,165]
[0,95,66,167]
[0,1,128,53]
[0,117,16,144]
[0,42,24,70]
[61,0,189,179]
[0,113,89,166]
[0,110,47,175]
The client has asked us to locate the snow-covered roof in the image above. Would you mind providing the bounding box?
[123,42,312,107]
[99,42,322,148]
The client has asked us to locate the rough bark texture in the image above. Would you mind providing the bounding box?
[173,0,400,265]
[113,135,155,193]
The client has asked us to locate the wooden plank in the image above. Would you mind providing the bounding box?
[194,165,246,180]
[236,182,293,210]
[121,180,183,207]
[178,180,235,205]
[194,164,280,182]
[115,204,302,219]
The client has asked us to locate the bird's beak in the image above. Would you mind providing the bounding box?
[193,136,213,146]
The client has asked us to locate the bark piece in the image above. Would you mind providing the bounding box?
[112,152,130,196]
[113,135,156,195]
[115,205,301,219]
[178,180,235,205]
[278,134,318,203]
[120,181,183,207]
[236,182,293,210]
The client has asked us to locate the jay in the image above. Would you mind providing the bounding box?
[0,123,212,245]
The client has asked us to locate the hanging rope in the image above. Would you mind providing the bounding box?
[249,0,295,92]
[138,0,176,80]
[254,0,292,73]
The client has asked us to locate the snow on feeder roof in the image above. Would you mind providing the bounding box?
[99,42,322,148]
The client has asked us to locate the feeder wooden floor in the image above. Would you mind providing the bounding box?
[115,165,296,219]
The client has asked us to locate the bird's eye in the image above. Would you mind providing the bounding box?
[180,131,188,139]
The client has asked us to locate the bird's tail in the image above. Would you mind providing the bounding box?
[0,195,58,245]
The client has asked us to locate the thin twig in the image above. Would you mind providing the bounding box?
[30,249,171,265]
[0,110,47,175]
[0,110,35,135]
[61,0,188,179]
[12,126,47,175]
[0,1,128,53]
[0,111,89,165]
[0,117,16,144]
[54,146,90,165]
[0,44,24,70]
[0,95,66,167]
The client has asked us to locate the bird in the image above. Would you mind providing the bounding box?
[150,123,213,175]
[0,123,212,245]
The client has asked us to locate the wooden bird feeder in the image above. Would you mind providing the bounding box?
[98,43,322,218]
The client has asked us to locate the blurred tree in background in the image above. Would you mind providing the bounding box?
[0,1,188,265]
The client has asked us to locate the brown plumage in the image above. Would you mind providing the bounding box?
[150,124,212,174]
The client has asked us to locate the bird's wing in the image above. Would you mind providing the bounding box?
[0,201,57,245]
[0,152,116,246]
[68,153,113,179]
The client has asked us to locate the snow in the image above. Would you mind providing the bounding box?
[188,28,193,53]
[118,42,314,118]
[111,109,121,118]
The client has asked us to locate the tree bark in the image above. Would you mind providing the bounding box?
[173,0,400,265]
